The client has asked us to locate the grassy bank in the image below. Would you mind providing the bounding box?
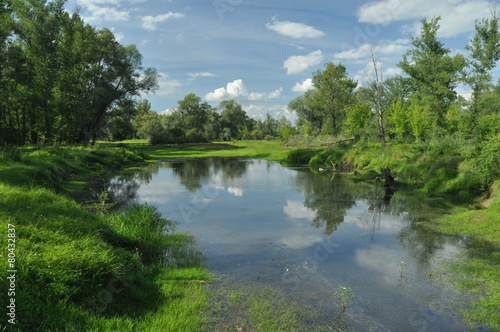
[283,139,500,329]
[0,145,209,331]
[110,138,499,329]
[102,139,291,163]
[2,139,497,330]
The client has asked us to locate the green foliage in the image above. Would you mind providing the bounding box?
[333,286,355,311]
[0,1,157,145]
[344,102,372,138]
[304,62,357,137]
[398,17,466,128]
[388,97,410,142]
[408,98,433,141]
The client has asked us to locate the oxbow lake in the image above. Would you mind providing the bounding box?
[101,157,492,331]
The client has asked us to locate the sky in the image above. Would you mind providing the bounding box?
[64,0,496,122]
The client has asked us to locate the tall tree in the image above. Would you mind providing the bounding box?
[306,62,357,137]
[465,4,500,128]
[0,1,157,144]
[219,99,248,139]
[398,17,465,129]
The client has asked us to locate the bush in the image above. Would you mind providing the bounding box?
[264,135,274,141]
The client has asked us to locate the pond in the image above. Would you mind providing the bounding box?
[101,158,489,331]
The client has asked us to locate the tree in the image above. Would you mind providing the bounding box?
[398,17,466,129]
[388,97,410,142]
[136,112,165,145]
[306,62,357,137]
[102,99,138,141]
[261,113,278,137]
[288,94,321,136]
[344,101,372,140]
[219,99,248,140]
[465,5,500,129]
[178,93,211,129]
[0,1,158,144]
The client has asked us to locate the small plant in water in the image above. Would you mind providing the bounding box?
[333,286,355,312]
[398,261,408,278]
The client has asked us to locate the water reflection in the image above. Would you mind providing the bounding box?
[94,157,478,331]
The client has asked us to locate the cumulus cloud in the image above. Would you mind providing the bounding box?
[242,104,296,122]
[266,18,325,38]
[205,79,282,101]
[284,50,323,75]
[142,12,185,31]
[292,78,313,92]
[81,4,130,22]
[357,0,490,37]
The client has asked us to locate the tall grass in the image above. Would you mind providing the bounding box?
[0,145,210,331]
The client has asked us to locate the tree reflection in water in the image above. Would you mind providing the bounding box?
[93,158,466,267]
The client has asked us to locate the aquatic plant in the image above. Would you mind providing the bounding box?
[333,286,355,312]
[399,261,408,278]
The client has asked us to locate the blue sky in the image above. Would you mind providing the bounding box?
[64,0,495,121]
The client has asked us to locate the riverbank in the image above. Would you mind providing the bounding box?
[1,140,497,330]
[117,138,499,330]
[0,145,210,331]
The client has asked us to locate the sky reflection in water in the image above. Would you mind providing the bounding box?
[106,158,484,331]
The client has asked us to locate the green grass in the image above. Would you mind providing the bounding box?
[1,139,498,330]
[0,145,210,331]
[100,139,290,162]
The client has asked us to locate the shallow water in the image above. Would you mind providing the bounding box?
[103,157,491,331]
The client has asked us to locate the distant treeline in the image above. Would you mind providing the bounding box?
[130,96,295,144]
[0,0,157,145]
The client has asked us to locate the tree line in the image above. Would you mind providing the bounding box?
[128,95,294,144]
[1,1,498,150]
[288,15,500,146]
[0,0,158,145]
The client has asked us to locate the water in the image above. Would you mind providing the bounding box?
[102,157,489,331]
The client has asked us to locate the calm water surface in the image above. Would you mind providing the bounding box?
[105,158,489,331]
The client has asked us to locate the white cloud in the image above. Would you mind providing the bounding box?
[77,0,146,22]
[284,200,316,220]
[248,88,283,101]
[160,108,177,115]
[155,73,183,96]
[284,43,306,50]
[354,61,403,87]
[110,28,124,42]
[142,12,185,31]
[205,80,282,101]
[242,104,296,122]
[284,50,323,75]
[357,0,491,37]
[81,4,130,22]
[292,78,313,92]
[187,72,216,80]
[266,18,325,38]
[334,39,409,62]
